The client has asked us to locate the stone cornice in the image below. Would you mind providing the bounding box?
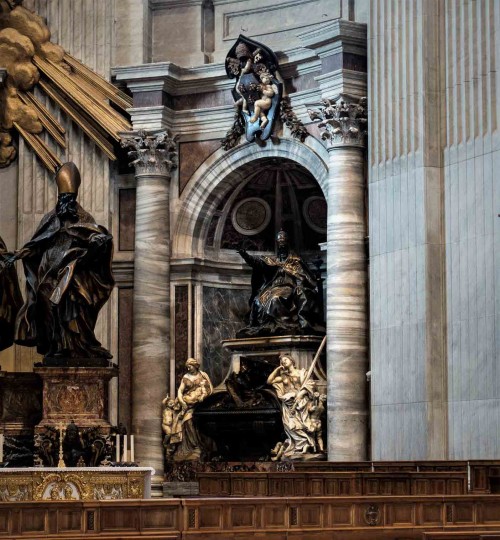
[298,19,367,57]
[112,31,363,98]
[315,70,367,100]
[127,105,234,139]
[149,0,203,9]
[113,62,232,96]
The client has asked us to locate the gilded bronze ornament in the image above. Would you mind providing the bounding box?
[0,2,131,172]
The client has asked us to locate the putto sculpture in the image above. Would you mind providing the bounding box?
[0,162,114,361]
[162,358,213,461]
[224,35,282,145]
[236,229,325,337]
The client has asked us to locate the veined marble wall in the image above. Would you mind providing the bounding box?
[369,0,500,460]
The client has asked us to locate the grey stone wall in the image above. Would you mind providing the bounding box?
[443,0,500,459]
[369,0,500,460]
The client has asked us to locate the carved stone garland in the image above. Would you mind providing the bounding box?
[120,130,177,176]
[308,95,367,147]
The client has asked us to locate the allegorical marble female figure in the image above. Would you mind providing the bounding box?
[0,235,22,351]
[267,355,322,459]
[237,229,324,337]
[0,162,114,360]
[171,358,213,461]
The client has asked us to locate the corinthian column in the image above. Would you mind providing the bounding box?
[310,97,368,460]
[120,130,177,492]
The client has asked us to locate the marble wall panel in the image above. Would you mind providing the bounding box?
[174,286,189,390]
[201,286,250,387]
[179,141,221,195]
[118,288,134,431]
[118,188,137,252]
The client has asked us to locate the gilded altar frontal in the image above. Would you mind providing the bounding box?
[0,0,499,538]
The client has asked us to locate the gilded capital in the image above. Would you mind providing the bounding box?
[308,95,367,148]
[120,130,177,177]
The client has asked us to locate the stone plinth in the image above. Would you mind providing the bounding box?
[0,372,42,436]
[34,366,118,434]
[221,335,326,390]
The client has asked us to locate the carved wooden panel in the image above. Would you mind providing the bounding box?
[21,509,46,533]
[142,507,178,530]
[1,495,500,539]
[198,505,222,529]
[58,509,83,532]
[230,505,256,528]
[101,507,139,531]
[420,503,443,525]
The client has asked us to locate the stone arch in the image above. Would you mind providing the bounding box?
[172,137,329,259]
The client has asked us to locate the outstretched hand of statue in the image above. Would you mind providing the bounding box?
[0,252,17,272]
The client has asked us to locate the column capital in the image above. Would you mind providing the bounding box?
[308,94,367,149]
[120,130,177,177]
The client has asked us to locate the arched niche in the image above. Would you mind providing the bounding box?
[172,137,329,261]
[170,137,329,390]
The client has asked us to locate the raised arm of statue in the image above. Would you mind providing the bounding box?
[236,248,261,268]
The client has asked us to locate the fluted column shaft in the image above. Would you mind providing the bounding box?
[132,172,170,486]
[326,145,368,460]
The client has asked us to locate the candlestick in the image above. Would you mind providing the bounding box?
[57,423,65,468]
[130,435,134,463]
[123,435,128,463]
[115,433,120,463]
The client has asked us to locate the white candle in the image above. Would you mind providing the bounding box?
[130,435,134,463]
[123,435,128,463]
[0,434,4,463]
[115,433,120,463]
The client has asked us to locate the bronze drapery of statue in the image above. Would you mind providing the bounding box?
[236,230,325,337]
[0,236,23,351]
[1,162,114,361]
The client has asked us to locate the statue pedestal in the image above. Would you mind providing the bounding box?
[192,335,327,462]
[0,372,42,466]
[221,335,326,392]
[33,365,118,434]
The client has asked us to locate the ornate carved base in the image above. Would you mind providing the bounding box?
[34,366,118,433]
[0,467,153,501]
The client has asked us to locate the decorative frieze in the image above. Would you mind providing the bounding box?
[120,130,177,177]
[308,95,367,147]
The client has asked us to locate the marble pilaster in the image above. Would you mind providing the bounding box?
[310,97,368,460]
[120,130,177,493]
